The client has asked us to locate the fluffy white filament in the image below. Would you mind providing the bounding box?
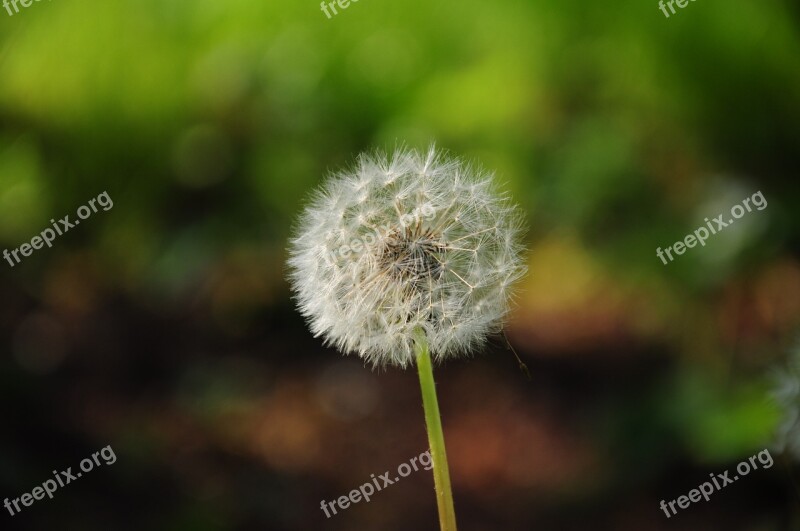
[287,147,527,367]
[771,344,800,459]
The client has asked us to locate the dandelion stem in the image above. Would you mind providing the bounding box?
[414,329,457,531]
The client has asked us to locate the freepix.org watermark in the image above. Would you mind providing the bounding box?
[320,0,361,19]
[658,0,698,18]
[320,449,433,518]
[656,190,767,265]
[3,0,52,17]
[4,445,117,517]
[659,448,773,518]
[3,191,113,268]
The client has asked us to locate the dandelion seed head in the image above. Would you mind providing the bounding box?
[287,147,527,368]
[771,341,800,459]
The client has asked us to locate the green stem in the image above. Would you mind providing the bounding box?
[414,329,457,531]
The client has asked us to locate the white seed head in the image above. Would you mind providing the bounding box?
[287,147,527,368]
[771,343,800,459]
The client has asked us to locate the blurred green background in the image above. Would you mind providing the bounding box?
[1,0,799,529]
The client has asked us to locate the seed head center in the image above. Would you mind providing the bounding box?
[381,226,445,284]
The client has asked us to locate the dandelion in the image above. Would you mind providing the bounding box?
[771,342,800,459]
[288,147,527,367]
[287,146,527,530]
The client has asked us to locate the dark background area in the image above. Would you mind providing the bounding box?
[1,0,800,529]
